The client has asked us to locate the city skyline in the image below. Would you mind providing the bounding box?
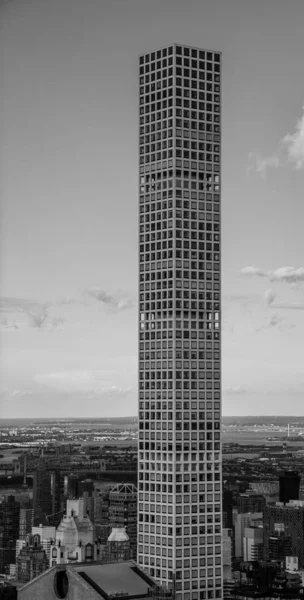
[1,0,304,419]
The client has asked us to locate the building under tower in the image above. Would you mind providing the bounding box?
[109,483,137,560]
[138,43,222,599]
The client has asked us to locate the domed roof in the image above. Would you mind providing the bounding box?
[108,527,129,543]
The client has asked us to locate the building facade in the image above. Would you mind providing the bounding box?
[16,534,49,584]
[19,509,34,541]
[268,531,292,563]
[0,495,20,573]
[18,561,174,600]
[50,498,96,566]
[264,501,304,568]
[138,43,222,599]
[234,513,263,559]
[279,472,300,505]
[33,464,52,517]
[109,484,137,560]
[222,528,232,581]
[237,493,266,515]
[243,526,264,562]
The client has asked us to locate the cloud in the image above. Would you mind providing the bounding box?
[264,290,304,311]
[26,308,64,330]
[248,153,280,176]
[264,289,276,306]
[276,302,304,310]
[56,297,86,307]
[34,370,133,395]
[240,266,266,277]
[28,308,48,328]
[0,296,64,330]
[11,389,32,397]
[225,293,261,307]
[223,385,251,395]
[249,106,304,175]
[0,297,38,313]
[268,314,282,328]
[256,314,281,332]
[0,317,19,331]
[269,267,304,284]
[283,108,304,169]
[256,313,295,332]
[85,288,135,312]
[241,266,304,285]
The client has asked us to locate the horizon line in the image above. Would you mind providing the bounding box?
[1,414,304,420]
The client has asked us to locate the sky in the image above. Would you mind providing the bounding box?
[0,0,304,418]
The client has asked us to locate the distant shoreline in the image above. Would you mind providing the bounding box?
[1,415,304,425]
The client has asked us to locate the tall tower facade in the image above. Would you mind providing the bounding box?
[138,44,222,600]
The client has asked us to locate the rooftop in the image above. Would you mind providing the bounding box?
[76,562,152,597]
[19,560,165,600]
[108,528,129,543]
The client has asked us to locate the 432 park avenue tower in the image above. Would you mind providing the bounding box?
[138,44,222,600]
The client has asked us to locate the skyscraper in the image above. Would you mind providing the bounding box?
[279,471,300,504]
[138,44,222,600]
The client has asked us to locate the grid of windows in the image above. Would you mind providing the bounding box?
[138,44,222,600]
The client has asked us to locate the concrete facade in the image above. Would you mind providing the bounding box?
[18,561,168,600]
[18,567,102,600]
[138,43,222,599]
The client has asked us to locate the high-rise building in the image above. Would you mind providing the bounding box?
[222,528,232,580]
[50,470,64,515]
[249,481,280,503]
[138,43,222,599]
[96,487,112,545]
[268,530,292,563]
[279,471,300,504]
[33,464,52,517]
[78,479,94,497]
[0,496,20,548]
[106,527,131,562]
[222,528,233,600]
[33,465,64,525]
[234,512,263,559]
[0,495,20,573]
[223,490,233,529]
[109,484,137,560]
[16,533,49,583]
[263,501,304,568]
[237,492,266,514]
[19,509,34,541]
[243,526,264,562]
[63,474,78,499]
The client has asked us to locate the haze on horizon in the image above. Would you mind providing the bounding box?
[0,0,304,419]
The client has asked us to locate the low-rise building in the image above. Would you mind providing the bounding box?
[18,560,174,600]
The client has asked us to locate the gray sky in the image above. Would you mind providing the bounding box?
[0,0,304,418]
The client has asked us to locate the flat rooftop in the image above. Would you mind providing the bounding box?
[74,561,155,598]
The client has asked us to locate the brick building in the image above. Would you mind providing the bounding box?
[16,534,49,584]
